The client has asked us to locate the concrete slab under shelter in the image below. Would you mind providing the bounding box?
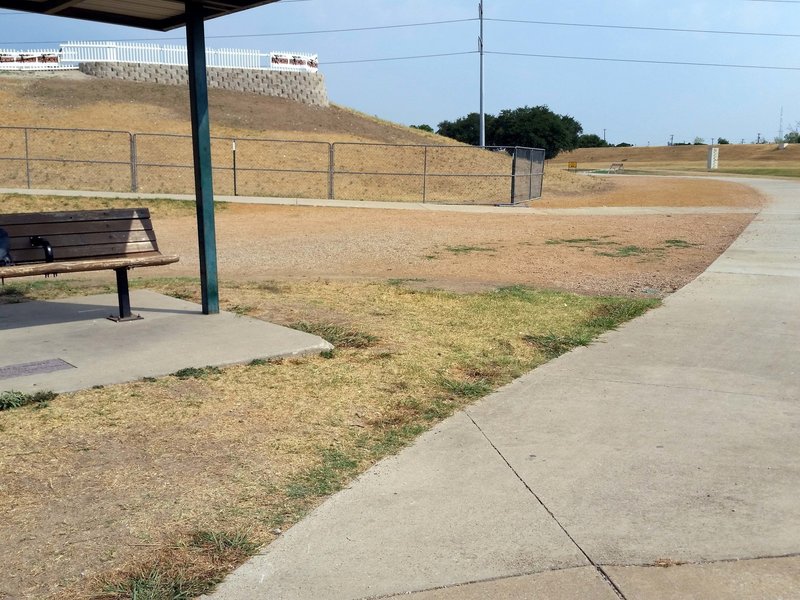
[0,290,331,393]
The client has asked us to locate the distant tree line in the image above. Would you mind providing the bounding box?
[424,106,634,158]
[435,106,586,159]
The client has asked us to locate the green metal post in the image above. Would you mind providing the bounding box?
[186,1,219,314]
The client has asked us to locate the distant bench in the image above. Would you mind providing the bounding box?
[0,208,179,322]
[608,163,625,173]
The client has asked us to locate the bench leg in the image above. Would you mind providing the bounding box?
[108,267,142,322]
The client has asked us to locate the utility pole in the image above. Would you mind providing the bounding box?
[669,134,674,146]
[478,0,485,148]
[603,128,606,142]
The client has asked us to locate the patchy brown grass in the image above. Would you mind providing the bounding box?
[0,278,657,599]
[551,143,800,178]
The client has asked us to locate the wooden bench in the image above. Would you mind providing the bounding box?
[0,208,179,322]
[608,163,625,173]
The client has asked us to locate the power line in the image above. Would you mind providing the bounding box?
[324,51,476,65]
[487,17,800,39]
[486,50,800,71]
[0,17,476,45]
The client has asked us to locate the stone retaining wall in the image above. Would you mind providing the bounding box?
[78,61,329,107]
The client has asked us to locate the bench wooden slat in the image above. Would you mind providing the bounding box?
[0,253,179,279]
[11,241,162,264]
[8,229,157,252]
[0,208,152,226]
[2,218,153,238]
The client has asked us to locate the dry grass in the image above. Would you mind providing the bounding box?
[0,72,596,202]
[551,143,800,177]
[0,193,211,217]
[0,277,658,599]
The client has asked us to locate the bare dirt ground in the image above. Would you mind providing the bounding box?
[145,177,762,298]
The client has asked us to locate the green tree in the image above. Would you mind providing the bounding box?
[616,142,633,147]
[784,124,800,144]
[491,106,582,158]
[410,124,434,133]
[438,106,582,158]
[717,138,730,145]
[577,133,610,148]
[437,113,496,146]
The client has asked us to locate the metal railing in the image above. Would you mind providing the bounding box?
[0,42,318,72]
[0,126,545,205]
[60,41,318,72]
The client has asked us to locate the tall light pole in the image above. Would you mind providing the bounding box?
[479,0,485,148]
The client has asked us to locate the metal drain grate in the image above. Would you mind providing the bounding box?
[0,358,76,380]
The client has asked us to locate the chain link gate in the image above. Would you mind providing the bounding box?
[510,147,546,204]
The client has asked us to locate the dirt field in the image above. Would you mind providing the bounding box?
[3,175,762,299]
[141,176,758,298]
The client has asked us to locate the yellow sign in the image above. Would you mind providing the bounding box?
[567,161,578,169]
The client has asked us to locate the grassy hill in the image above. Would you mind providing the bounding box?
[552,143,800,178]
[0,72,599,202]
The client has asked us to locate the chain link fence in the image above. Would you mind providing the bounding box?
[0,126,545,205]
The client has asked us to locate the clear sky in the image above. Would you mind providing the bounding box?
[1,0,798,146]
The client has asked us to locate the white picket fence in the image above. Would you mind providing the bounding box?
[0,42,318,72]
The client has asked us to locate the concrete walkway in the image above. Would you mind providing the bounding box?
[0,186,756,215]
[0,290,331,393]
[204,177,800,599]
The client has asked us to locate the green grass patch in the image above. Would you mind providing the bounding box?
[444,245,496,255]
[102,568,205,600]
[439,377,493,399]
[664,239,699,249]
[0,390,57,411]
[596,245,650,258]
[522,332,593,359]
[171,366,222,380]
[545,237,619,249]
[524,297,658,358]
[100,530,257,600]
[189,531,259,556]
[286,448,360,499]
[387,278,426,286]
[290,322,377,348]
[582,298,657,331]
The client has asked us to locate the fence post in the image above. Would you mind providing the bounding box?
[129,133,138,192]
[529,149,534,200]
[23,128,31,189]
[422,145,428,203]
[232,139,238,196]
[510,147,518,204]
[328,143,335,200]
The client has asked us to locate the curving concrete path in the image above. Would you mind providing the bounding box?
[205,178,800,600]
